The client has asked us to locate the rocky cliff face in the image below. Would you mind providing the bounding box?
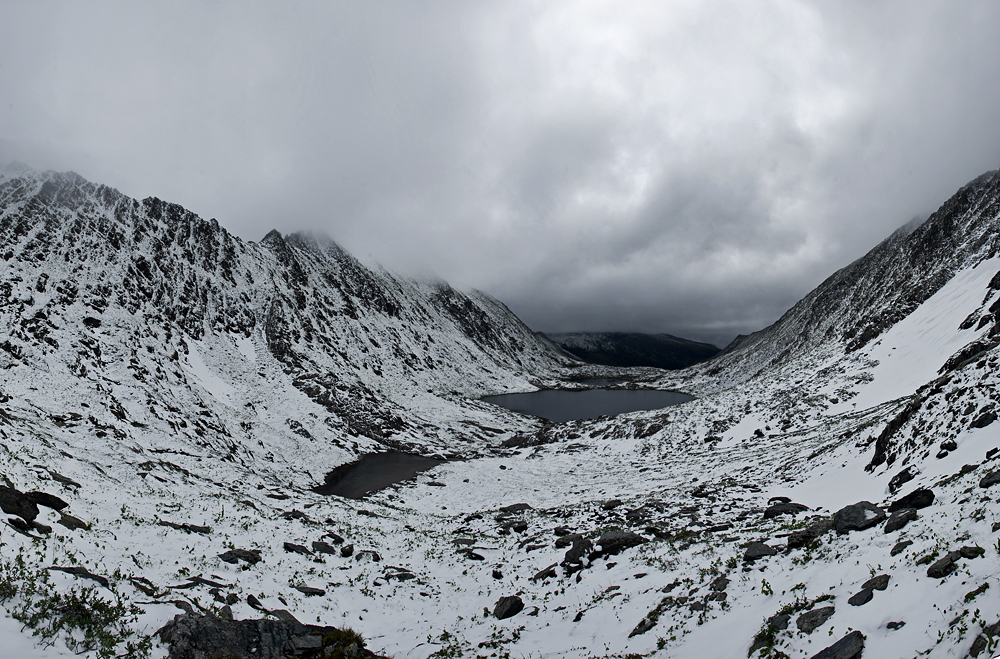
[696,170,1000,389]
[0,169,579,470]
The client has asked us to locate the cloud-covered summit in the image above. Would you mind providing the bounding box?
[2,1,999,346]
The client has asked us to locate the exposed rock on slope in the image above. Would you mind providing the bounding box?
[698,170,1000,389]
[0,168,579,468]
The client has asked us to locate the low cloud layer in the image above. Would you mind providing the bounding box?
[3,1,999,347]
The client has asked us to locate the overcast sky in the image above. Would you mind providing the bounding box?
[2,1,1000,347]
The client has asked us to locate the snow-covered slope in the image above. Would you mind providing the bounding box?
[4,167,1000,659]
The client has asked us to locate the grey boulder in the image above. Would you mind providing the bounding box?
[833,502,885,534]
[809,630,864,659]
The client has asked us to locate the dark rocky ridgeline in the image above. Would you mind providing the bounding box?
[542,331,720,370]
[0,168,575,454]
[692,169,1000,389]
[157,613,387,659]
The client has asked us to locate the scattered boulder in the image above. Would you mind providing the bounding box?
[710,576,730,591]
[971,411,997,429]
[969,620,1000,658]
[862,574,890,591]
[563,537,593,565]
[788,518,833,549]
[458,548,484,561]
[809,630,864,659]
[927,551,962,578]
[594,531,647,557]
[848,588,873,606]
[743,542,778,562]
[887,467,916,494]
[768,496,792,504]
[770,613,791,630]
[886,621,905,631]
[788,518,834,549]
[311,541,337,555]
[493,595,524,620]
[884,508,918,533]
[292,585,325,597]
[797,606,835,634]
[890,540,912,556]
[492,569,503,580]
[283,542,312,556]
[0,485,39,522]
[601,499,623,510]
[555,533,583,548]
[940,439,958,452]
[56,512,88,530]
[960,545,986,559]
[499,503,532,514]
[629,617,656,637]
[218,549,262,566]
[763,502,809,519]
[157,613,382,659]
[159,521,212,535]
[340,544,354,558]
[833,501,886,534]
[979,469,1000,488]
[531,563,558,581]
[25,491,68,510]
[888,488,934,512]
[355,550,381,562]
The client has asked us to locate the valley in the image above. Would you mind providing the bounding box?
[1,167,1000,658]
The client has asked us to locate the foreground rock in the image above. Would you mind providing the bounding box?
[494,595,524,620]
[743,542,778,562]
[594,531,647,557]
[787,518,834,549]
[833,502,885,534]
[157,613,385,659]
[0,485,40,522]
[797,607,835,634]
[884,508,918,533]
[809,630,864,659]
[887,488,934,511]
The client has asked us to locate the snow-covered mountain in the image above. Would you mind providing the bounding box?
[3,166,1000,659]
[0,168,588,468]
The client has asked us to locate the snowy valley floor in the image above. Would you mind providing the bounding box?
[3,382,1000,659]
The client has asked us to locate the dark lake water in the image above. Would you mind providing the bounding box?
[313,452,445,499]
[482,388,693,423]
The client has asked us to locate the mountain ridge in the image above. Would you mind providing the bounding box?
[543,331,720,370]
[3,166,1000,658]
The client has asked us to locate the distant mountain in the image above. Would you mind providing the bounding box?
[542,331,720,370]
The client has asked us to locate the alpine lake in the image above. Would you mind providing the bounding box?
[315,385,692,498]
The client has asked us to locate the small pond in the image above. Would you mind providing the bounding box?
[314,452,445,499]
[482,388,693,423]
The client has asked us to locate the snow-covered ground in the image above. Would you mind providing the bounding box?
[4,168,1000,658]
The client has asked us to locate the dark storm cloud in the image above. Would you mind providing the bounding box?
[2,1,1000,347]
